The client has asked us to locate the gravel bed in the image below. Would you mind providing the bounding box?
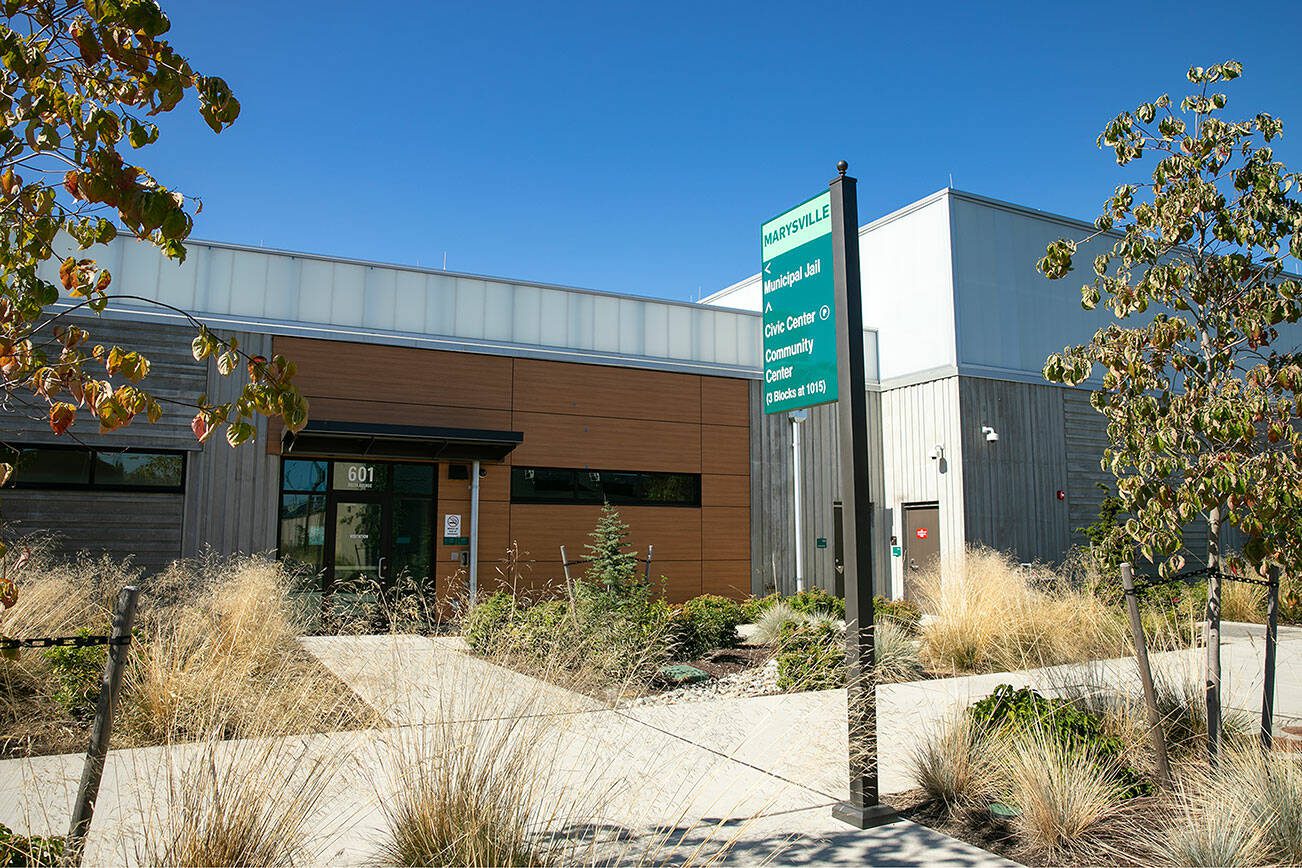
[626,658,781,707]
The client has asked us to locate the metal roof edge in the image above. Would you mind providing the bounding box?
[58,302,766,380]
[179,236,754,317]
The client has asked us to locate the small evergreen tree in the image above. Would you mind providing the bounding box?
[584,502,639,591]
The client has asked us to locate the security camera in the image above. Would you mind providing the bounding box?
[982,426,999,443]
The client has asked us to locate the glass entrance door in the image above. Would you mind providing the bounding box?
[278,457,438,594]
[332,498,387,587]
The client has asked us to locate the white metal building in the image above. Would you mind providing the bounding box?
[708,187,1134,598]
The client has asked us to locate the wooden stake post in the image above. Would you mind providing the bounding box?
[67,585,139,865]
[1120,563,1171,785]
[1261,565,1280,752]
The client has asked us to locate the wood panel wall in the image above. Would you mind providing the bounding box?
[271,338,751,603]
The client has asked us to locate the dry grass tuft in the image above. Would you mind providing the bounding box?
[1,543,374,757]
[1220,579,1266,624]
[994,727,1126,858]
[916,547,1130,674]
[908,713,994,812]
[1148,748,1302,866]
[379,718,565,867]
[122,555,376,743]
[138,736,339,867]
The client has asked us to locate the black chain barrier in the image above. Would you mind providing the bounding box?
[0,634,132,651]
[1124,564,1277,596]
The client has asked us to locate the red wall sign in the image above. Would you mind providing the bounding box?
[915,527,929,540]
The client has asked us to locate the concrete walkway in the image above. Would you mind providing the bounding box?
[4,625,1296,866]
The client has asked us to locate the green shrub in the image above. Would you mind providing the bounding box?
[0,823,65,867]
[509,599,569,658]
[461,592,516,655]
[740,593,780,623]
[874,595,921,631]
[775,618,843,691]
[43,629,105,720]
[787,587,844,618]
[675,594,743,658]
[968,685,1148,798]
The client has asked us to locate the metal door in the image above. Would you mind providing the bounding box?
[902,503,940,600]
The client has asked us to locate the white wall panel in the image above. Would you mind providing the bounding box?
[43,235,760,377]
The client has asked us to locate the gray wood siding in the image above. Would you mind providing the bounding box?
[0,314,207,450]
[748,382,888,598]
[958,377,1071,564]
[0,315,203,572]
[1063,387,1110,548]
[182,331,280,558]
[0,489,183,573]
[1063,385,1213,570]
[880,377,966,595]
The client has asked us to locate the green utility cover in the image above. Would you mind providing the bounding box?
[658,664,709,685]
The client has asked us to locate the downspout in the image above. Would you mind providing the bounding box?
[469,459,481,603]
[791,409,808,593]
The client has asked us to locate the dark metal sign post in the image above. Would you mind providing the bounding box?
[828,161,897,829]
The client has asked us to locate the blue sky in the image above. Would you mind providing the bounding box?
[148,1,1302,301]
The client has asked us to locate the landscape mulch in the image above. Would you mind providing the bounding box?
[895,787,1168,867]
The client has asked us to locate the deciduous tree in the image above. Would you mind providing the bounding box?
[0,0,308,504]
[1040,61,1302,592]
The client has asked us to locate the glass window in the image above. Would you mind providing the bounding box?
[599,471,642,504]
[511,467,575,502]
[510,467,700,507]
[95,452,183,488]
[332,460,387,492]
[279,493,326,570]
[16,448,92,485]
[393,463,435,494]
[283,459,327,492]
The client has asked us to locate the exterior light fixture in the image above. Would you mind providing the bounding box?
[929,445,944,461]
[981,426,999,443]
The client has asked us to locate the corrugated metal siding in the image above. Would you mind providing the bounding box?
[1063,387,1110,548]
[879,377,966,594]
[42,237,762,377]
[959,377,1070,563]
[181,331,280,558]
[748,383,888,598]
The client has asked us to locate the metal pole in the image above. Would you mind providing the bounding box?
[791,410,806,593]
[1206,571,1222,763]
[1121,563,1171,785]
[644,544,654,584]
[560,545,571,585]
[469,459,481,603]
[67,585,139,865]
[828,161,895,829]
[1261,565,1280,753]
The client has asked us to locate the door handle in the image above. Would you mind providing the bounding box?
[377,556,387,580]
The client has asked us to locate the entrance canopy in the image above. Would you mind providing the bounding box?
[283,420,523,462]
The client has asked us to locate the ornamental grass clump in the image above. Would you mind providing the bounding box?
[123,554,373,742]
[993,727,1127,859]
[908,712,994,812]
[917,546,1130,674]
[1148,748,1302,867]
[137,735,340,868]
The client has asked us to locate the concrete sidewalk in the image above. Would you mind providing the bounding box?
[7,626,1294,866]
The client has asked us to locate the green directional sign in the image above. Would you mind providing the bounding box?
[761,191,838,414]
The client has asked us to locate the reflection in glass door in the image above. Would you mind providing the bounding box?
[333,500,386,586]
